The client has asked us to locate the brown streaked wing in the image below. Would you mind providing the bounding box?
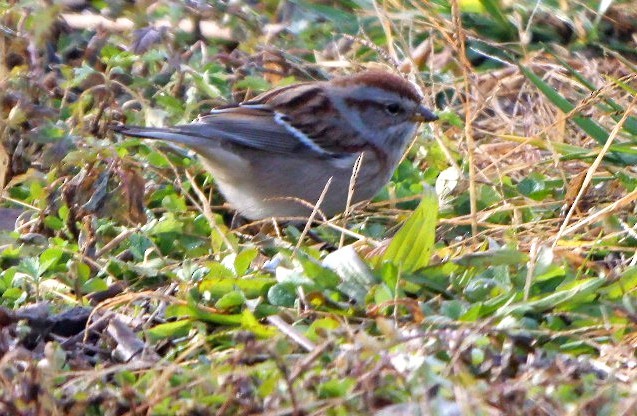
[192,106,318,155]
[241,82,323,107]
[261,83,366,154]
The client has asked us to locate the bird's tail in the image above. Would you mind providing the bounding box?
[112,124,195,143]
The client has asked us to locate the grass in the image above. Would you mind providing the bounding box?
[1,0,637,414]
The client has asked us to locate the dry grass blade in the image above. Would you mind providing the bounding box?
[553,99,637,245]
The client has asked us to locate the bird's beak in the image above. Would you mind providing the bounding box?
[412,104,438,122]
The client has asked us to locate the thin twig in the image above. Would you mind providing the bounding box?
[339,153,364,249]
[293,177,332,255]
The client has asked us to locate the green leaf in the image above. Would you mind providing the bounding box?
[441,299,467,320]
[600,268,637,299]
[43,215,63,231]
[291,0,360,33]
[478,0,515,38]
[147,320,193,341]
[129,234,153,261]
[39,247,64,275]
[317,377,356,399]
[102,48,136,67]
[199,275,275,300]
[306,317,340,342]
[517,174,550,200]
[82,277,108,294]
[298,255,340,290]
[233,248,258,276]
[464,278,499,301]
[165,304,243,326]
[234,76,271,93]
[70,65,98,88]
[381,187,438,272]
[214,290,246,311]
[161,194,187,213]
[240,309,276,338]
[496,278,604,316]
[148,214,183,234]
[372,284,393,308]
[189,70,222,99]
[453,249,528,268]
[267,283,298,307]
[3,287,25,302]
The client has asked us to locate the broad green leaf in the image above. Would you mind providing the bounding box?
[318,377,356,399]
[214,290,246,311]
[402,262,458,297]
[298,255,341,290]
[372,283,393,307]
[39,247,64,275]
[161,194,187,213]
[82,277,108,294]
[240,309,276,338]
[165,304,243,326]
[600,268,637,299]
[496,278,604,316]
[306,317,340,342]
[234,76,271,93]
[381,187,438,272]
[233,248,259,276]
[148,214,183,234]
[441,299,468,320]
[199,275,275,299]
[43,215,63,231]
[267,283,298,307]
[147,320,193,341]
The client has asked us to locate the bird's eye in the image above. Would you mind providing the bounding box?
[385,103,402,115]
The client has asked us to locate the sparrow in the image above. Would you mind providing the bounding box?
[114,70,438,220]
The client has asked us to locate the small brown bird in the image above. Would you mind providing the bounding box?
[114,71,437,220]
